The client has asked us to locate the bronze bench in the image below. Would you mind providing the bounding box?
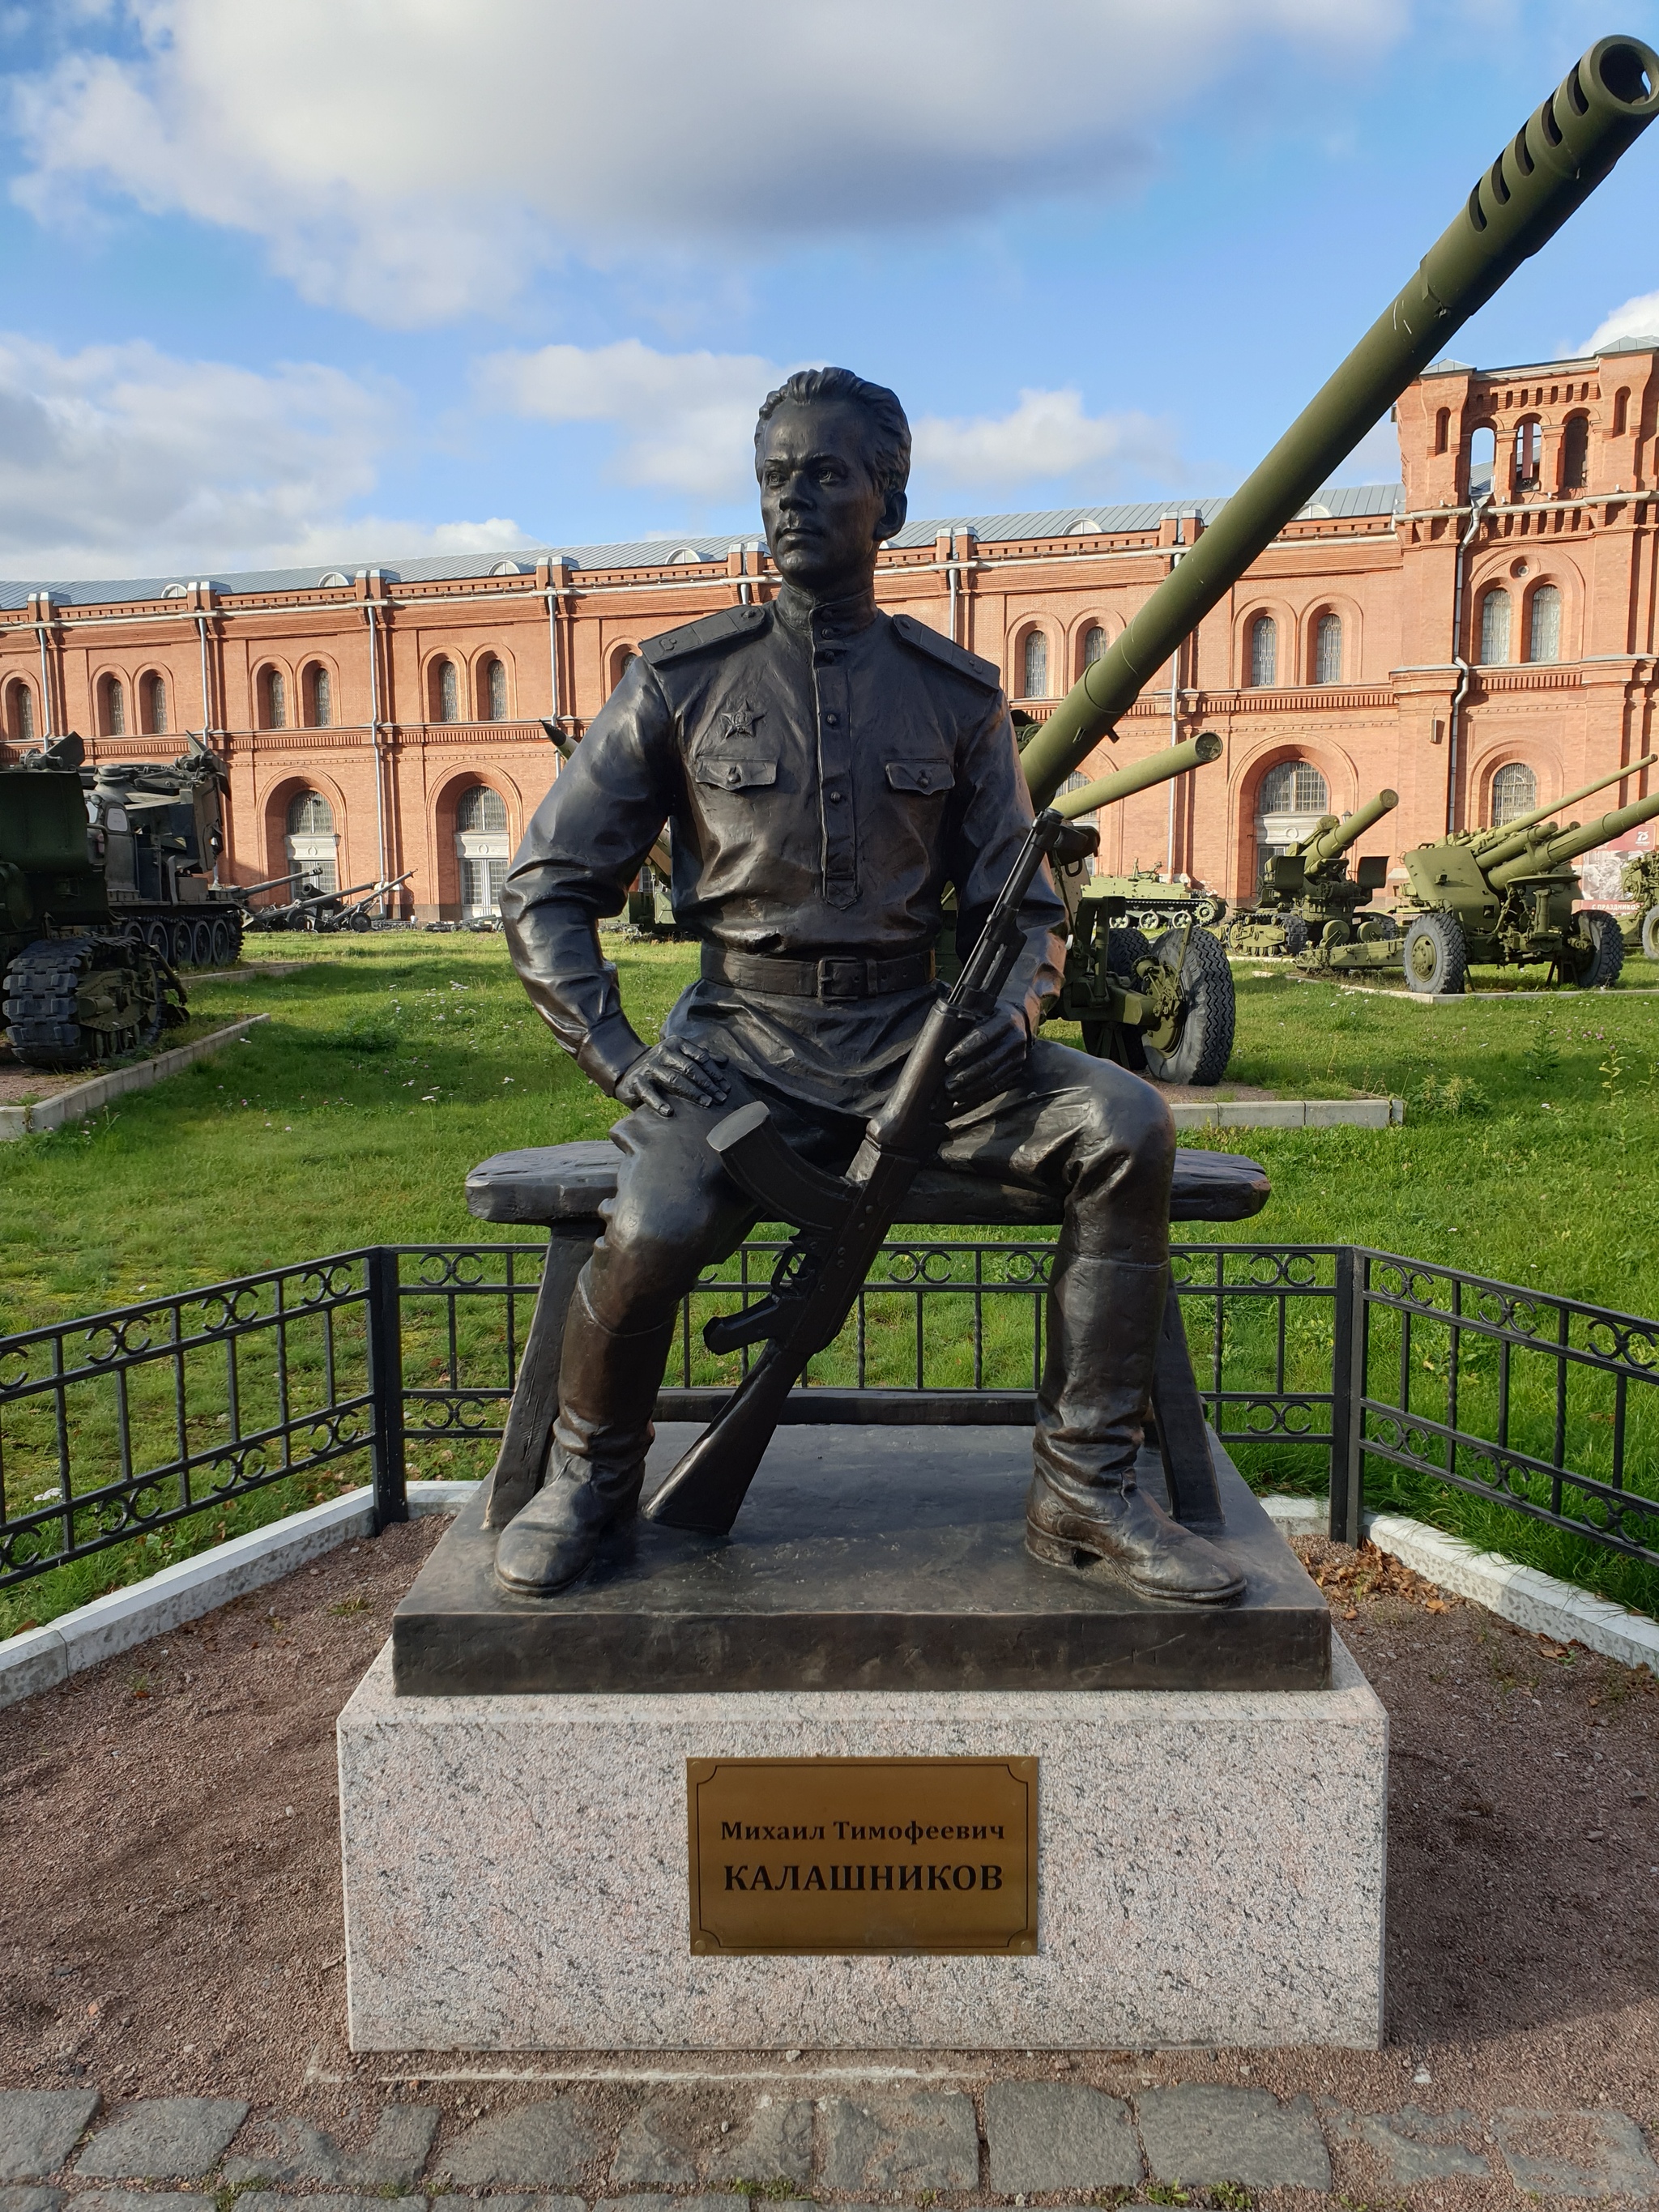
[465,1141,1270,1534]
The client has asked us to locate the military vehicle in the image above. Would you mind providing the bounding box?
[1224,790,1400,965]
[83,737,255,970]
[1619,846,1659,957]
[1,735,186,1069]
[1080,867,1226,936]
[1014,33,1659,1031]
[1393,762,1659,991]
[1049,734,1234,1082]
[245,870,413,933]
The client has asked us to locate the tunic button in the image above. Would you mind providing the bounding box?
[825,712,839,726]
[726,765,741,784]
[827,787,845,803]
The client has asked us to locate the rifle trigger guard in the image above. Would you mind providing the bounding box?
[706,1100,852,1233]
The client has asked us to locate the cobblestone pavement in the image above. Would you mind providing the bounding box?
[1,2081,1655,2212]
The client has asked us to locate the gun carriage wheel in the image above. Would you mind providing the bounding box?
[1141,924,1236,1086]
[1403,910,1468,996]
[1079,926,1151,1065]
[1565,908,1624,989]
[1643,906,1659,961]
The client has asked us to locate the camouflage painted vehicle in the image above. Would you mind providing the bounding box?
[1,735,186,1070]
[1619,846,1659,958]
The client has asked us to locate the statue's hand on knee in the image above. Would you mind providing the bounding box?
[615,1038,731,1118]
[944,1004,1029,1110]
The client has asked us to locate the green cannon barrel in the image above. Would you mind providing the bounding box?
[1469,750,1659,850]
[1021,35,1659,811]
[1053,730,1223,821]
[1487,787,1659,886]
[1305,790,1399,866]
[1475,818,1567,871]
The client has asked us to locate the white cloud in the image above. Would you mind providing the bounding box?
[11,0,1412,326]
[1582,292,1659,354]
[477,339,778,501]
[913,388,1180,489]
[0,333,524,579]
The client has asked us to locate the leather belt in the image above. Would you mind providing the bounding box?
[702,945,936,1003]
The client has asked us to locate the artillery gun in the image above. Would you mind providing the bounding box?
[1,735,186,1070]
[81,736,252,970]
[1395,760,1659,991]
[245,870,413,934]
[1226,791,1399,962]
[1009,33,1659,1031]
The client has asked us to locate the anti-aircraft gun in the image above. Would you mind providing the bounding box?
[0,735,186,1070]
[1395,756,1659,991]
[1226,791,1401,965]
[1005,33,1659,1042]
[82,735,251,970]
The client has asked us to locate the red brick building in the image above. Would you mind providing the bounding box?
[5,341,1658,918]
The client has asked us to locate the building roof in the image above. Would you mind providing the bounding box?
[0,482,1405,611]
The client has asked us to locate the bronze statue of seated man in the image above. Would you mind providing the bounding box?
[497,365,1240,1606]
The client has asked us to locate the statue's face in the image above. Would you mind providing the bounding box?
[757,401,905,598]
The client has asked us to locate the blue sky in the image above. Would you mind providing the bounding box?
[2,0,1658,580]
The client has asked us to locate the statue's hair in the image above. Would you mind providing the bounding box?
[754,367,911,500]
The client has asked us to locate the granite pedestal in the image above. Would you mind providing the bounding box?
[340,1426,1385,2052]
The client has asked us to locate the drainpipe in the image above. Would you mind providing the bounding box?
[195,606,214,744]
[1445,492,1493,833]
[947,535,959,646]
[363,588,390,913]
[32,594,53,737]
[1166,518,1187,876]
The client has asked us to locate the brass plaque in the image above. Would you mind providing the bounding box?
[686,1756,1038,1955]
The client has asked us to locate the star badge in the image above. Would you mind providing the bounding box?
[716,699,765,745]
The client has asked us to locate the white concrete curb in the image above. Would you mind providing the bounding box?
[1260,1494,1329,1535]
[0,1478,471,1709]
[1169,1097,1404,1130]
[1366,1511,1659,1675]
[0,1013,271,1140]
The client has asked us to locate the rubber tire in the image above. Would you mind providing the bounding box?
[1569,908,1625,990]
[1102,924,1151,982]
[1640,905,1659,962]
[1141,925,1236,1086]
[209,916,235,968]
[1403,910,1469,995]
[1282,914,1309,957]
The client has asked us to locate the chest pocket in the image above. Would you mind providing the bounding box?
[885,759,951,798]
[694,753,778,791]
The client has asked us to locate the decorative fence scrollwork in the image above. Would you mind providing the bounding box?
[0,1236,1655,1596]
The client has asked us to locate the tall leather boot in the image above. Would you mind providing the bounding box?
[494,1279,676,1596]
[1026,1248,1243,1604]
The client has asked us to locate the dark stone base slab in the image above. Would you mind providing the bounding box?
[391,1426,1328,1696]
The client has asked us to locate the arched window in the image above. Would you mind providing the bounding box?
[1082,624,1107,668]
[454,783,510,915]
[1021,629,1049,698]
[435,658,460,723]
[1527,584,1561,665]
[608,645,639,695]
[6,679,36,744]
[1513,416,1542,490]
[305,664,332,728]
[261,667,287,731]
[484,656,508,722]
[284,788,338,895]
[1247,614,1277,688]
[1259,761,1329,816]
[1468,424,1495,498]
[1478,586,1512,665]
[1562,415,1589,491]
[1434,407,1451,455]
[143,672,168,735]
[1314,612,1342,686]
[1614,388,1630,437]
[1255,759,1331,881]
[100,675,126,736]
[1491,763,1537,826]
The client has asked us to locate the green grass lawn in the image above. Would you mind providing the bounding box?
[2,928,1656,1633]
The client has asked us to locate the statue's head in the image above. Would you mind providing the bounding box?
[754,367,910,599]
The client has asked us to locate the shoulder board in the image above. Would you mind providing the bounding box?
[890,612,1001,691]
[641,603,769,667]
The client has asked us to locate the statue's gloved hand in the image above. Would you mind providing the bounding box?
[943,1004,1030,1111]
[614,1039,731,1119]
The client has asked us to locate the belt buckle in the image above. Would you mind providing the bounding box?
[816,957,867,1002]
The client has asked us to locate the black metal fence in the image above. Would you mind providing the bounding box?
[0,1236,1654,1595]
